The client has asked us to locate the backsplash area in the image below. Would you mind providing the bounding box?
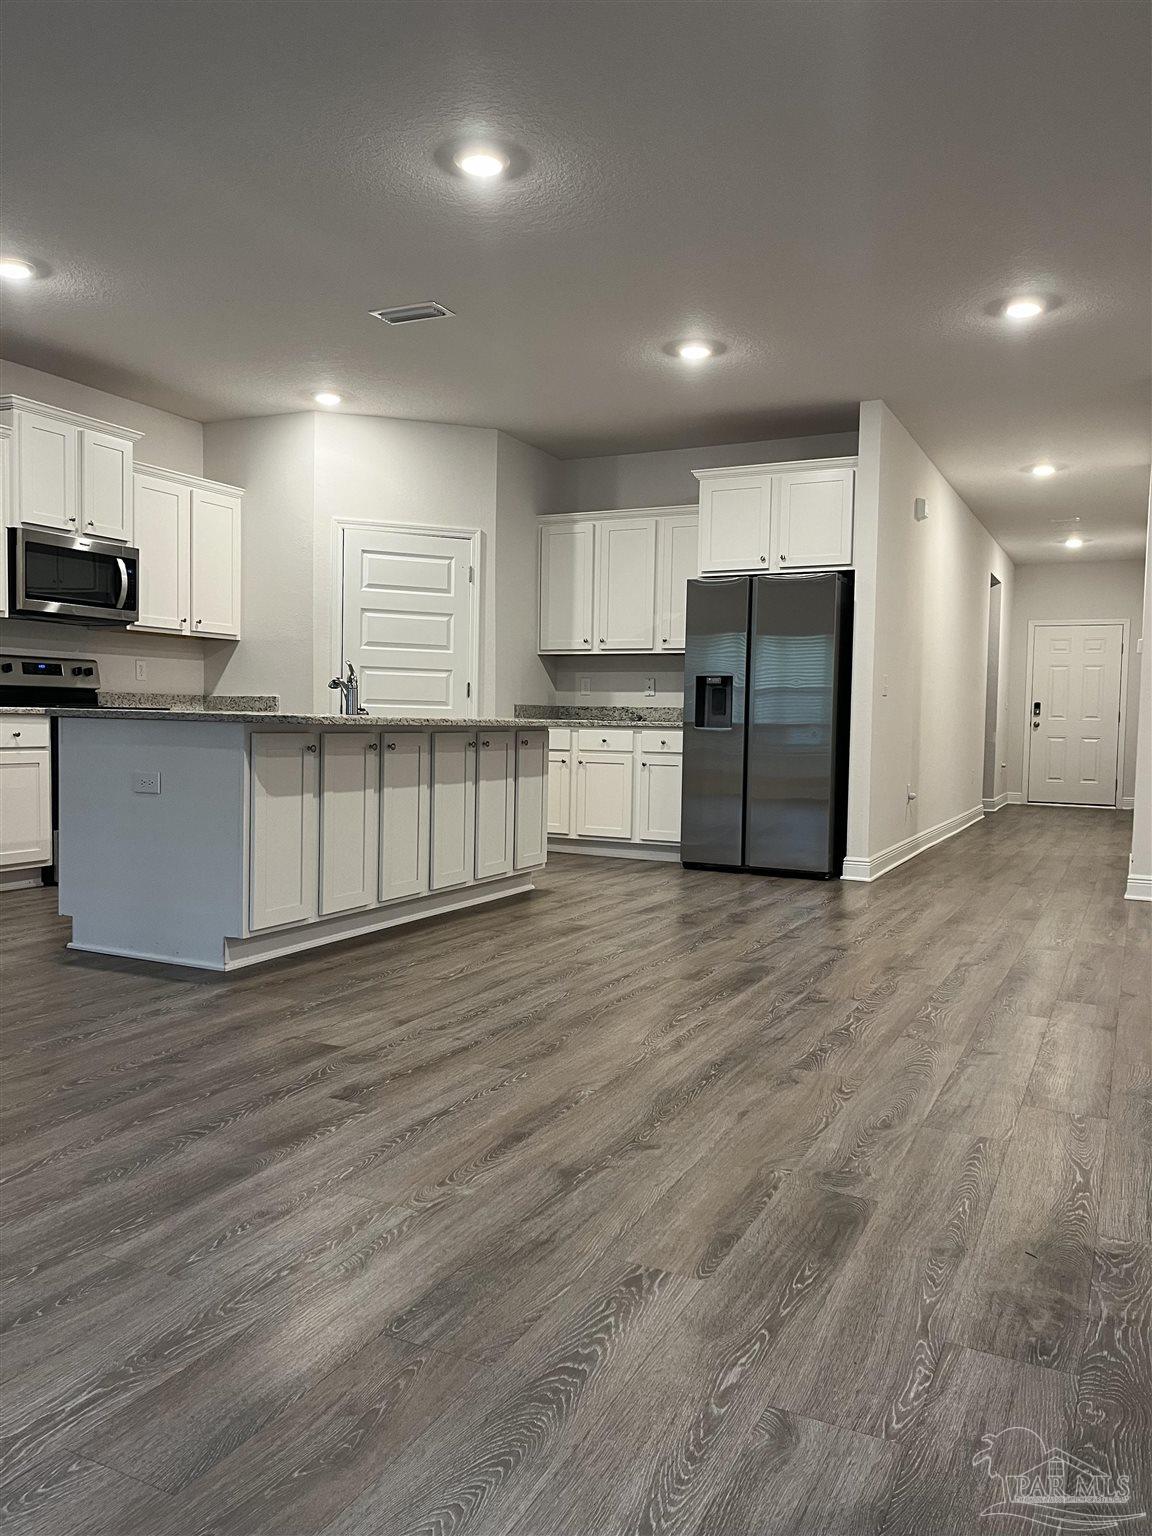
[543,654,683,708]
[0,617,210,694]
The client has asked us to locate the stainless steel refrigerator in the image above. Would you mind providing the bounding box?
[681,572,853,877]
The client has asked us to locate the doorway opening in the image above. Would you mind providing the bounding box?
[982,575,1002,809]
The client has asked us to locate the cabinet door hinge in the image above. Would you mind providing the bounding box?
[468,564,474,583]
[466,681,472,698]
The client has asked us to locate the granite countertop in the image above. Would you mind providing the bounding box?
[1,706,558,728]
[515,704,683,726]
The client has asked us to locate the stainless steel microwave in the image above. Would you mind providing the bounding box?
[9,527,139,626]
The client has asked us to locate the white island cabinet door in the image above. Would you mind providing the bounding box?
[514,731,548,869]
[320,732,380,915]
[576,751,634,840]
[380,731,431,903]
[430,732,476,890]
[475,731,516,880]
[539,521,594,651]
[698,473,771,572]
[639,754,683,843]
[132,473,190,633]
[81,429,134,540]
[191,487,242,639]
[0,749,52,868]
[249,733,319,931]
[657,514,698,651]
[595,518,657,651]
[15,410,78,531]
[774,466,854,569]
[547,751,572,836]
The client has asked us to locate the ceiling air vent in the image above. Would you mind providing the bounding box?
[369,301,454,325]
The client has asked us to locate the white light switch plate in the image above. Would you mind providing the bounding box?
[134,658,147,682]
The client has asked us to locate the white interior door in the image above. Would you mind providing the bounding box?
[1027,623,1124,806]
[342,527,475,716]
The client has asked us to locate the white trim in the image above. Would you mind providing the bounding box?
[332,518,482,720]
[1120,795,1135,810]
[1124,875,1152,902]
[841,805,984,882]
[539,503,695,524]
[135,460,244,496]
[1007,791,1025,804]
[693,456,858,483]
[0,395,145,441]
[1022,619,1129,810]
[548,837,681,863]
[0,868,45,890]
[982,793,1009,813]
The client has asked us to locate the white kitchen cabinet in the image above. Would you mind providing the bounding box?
[132,471,191,633]
[657,514,698,651]
[249,732,319,931]
[475,731,516,880]
[430,731,476,890]
[81,429,134,541]
[697,472,773,573]
[576,750,634,840]
[547,751,573,836]
[639,753,683,843]
[773,466,854,569]
[319,731,380,915]
[191,486,242,639]
[514,731,548,870]
[380,731,431,903]
[595,518,657,651]
[0,427,10,618]
[0,747,52,870]
[12,409,79,532]
[539,521,595,652]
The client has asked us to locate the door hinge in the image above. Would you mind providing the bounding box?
[466,681,472,698]
[468,564,474,583]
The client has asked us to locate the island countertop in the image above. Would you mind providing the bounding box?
[0,707,557,727]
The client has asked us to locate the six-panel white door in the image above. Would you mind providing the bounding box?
[132,472,190,633]
[0,749,52,868]
[547,751,573,836]
[773,467,854,569]
[1027,624,1124,807]
[342,528,474,715]
[475,731,516,880]
[319,732,380,915]
[639,753,683,842]
[430,732,476,889]
[596,518,657,651]
[380,731,431,902]
[539,521,595,651]
[191,488,242,639]
[81,429,134,541]
[576,752,634,839]
[249,733,320,930]
[657,514,698,651]
[514,731,548,869]
[698,474,772,573]
[15,410,78,531]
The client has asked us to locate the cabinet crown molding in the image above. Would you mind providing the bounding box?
[0,396,145,441]
[135,461,244,496]
[693,456,858,481]
[539,503,695,524]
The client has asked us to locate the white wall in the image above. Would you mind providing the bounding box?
[202,414,316,711]
[849,401,1014,872]
[1006,559,1145,804]
[1128,494,1152,896]
[0,361,212,693]
[494,432,561,713]
[547,654,685,708]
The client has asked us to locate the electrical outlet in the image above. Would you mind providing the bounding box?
[579,676,591,696]
[881,674,889,697]
[134,658,147,682]
[132,770,161,795]
[644,676,656,697]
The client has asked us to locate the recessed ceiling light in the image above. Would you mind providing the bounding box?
[1063,536,1084,549]
[1030,463,1058,478]
[454,147,509,179]
[0,258,36,282]
[1002,296,1046,321]
[676,341,714,363]
[313,391,342,407]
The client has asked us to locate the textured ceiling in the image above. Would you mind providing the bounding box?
[1,0,1148,562]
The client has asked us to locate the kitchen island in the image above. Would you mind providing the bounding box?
[45,710,552,970]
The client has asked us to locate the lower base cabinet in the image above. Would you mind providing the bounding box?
[475,731,516,880]
[430,732,477,891]
[514,732,548,869]
[380,731,431,902]
[319,731,381,915]
[576,751,634,840]
[250,732,320,931]
[638,753,683,842]
[0,748,52,870]
[547,750,572,836]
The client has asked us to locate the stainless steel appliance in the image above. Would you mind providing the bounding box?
[10,527,139,625]
[681,572,853,877]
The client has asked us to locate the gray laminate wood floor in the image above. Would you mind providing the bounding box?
[1,806,1148,1535]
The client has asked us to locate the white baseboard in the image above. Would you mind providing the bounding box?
[1120,795,1135,811]
[841,804,984,883]
[982,794,1009,813]
[548,838,681,863]
[1125,875,1152,902]
[1006,791,1025,804]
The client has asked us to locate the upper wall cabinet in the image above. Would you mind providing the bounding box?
[0,397,141,542]
[132,464,242,640]
[694,459,856,574]
[538,506,697,655]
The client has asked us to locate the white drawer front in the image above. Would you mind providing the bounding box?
[547,727,572,749]
[577,728,635,752]
[0,718,51,750]
[639,729,682,754]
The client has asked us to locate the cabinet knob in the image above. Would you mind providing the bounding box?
[86,520,94,528]
[305,743,317,753]
[385,741,396,751]
[780,554,787,562]
[180,618,187,627]
[599,638,605,644]
[759,554,767,563]
[583,637,590,645]
[481,738,491,747]
[521,738,529,745]
[11,730,20,738]
[195,618,203,626]
[367,741,379,751]
[662,637,669,643]
[466,740,476,749]
[641,760,648,768]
